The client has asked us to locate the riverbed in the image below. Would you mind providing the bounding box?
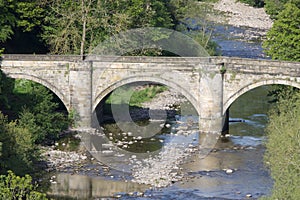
[44,7,275,200]
[45,71,274,200]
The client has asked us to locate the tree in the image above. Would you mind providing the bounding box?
[168,0,219,55]
[16,81,69,143]
[125,0,173,28]
[262,88,300,200]
[0,112,38,175]
[0,0,15,43]
[0,70,14,111]
[264,0,287,19]
[42,0,132,55]
[0,171,48,200]
[263,2,300,61]
[265,0,300,19]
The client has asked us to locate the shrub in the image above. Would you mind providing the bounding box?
[0,112,39,175]
[0,170,48,200]
[262,89,300,199]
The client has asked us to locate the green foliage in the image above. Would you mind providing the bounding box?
[68,109,81,128]
[15,81,69,143]
[188,31,220,56]
[263,87,300,199]
[0,70,15,110]
[130,85,168,106]
[268,85,299,103]
[0,0,45,50]
[125,0,173,28]
[265,0,300,19]
[169,0,219,55]
[42,0,130,55]
[106,84,167,107]
[14,1,45,32]
[0,0,15,43]
[41,0,217,56]
[263,2,300,61]
[0,170,48,200]
[0,112,38,175]
[264,0,287,19]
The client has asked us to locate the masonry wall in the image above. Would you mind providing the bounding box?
[1,55,300,134]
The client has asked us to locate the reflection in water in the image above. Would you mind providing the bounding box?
[48,173,148,199]
[177,146,272,199]
[47,85,275,199]
[229,86,271,137]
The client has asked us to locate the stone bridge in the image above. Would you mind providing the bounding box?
[1,54,300,134]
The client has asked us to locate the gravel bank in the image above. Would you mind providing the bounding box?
[213,0,273,30]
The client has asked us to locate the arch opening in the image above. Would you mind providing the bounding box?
[92,80,199,154]
[0,75,69,121]
[3,73,70,112]
[223,82,300,138]
[224,80,300,114]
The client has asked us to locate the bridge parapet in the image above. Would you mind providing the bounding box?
[218,57,300,76]
[1,54,82,61]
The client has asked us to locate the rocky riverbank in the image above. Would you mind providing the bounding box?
[42,89,191,181]
[213,0,273,31]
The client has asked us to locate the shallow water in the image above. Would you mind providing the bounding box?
[46,25,274,199]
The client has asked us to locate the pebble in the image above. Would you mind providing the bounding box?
[130,143,194,187]
[246,194,252,198]
[225,169,234,174]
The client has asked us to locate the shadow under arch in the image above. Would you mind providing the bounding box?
[6,73,70,112]
[92,75,200,116]
[223,79,300,114]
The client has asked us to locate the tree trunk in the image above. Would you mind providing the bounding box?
[80,0,87,58]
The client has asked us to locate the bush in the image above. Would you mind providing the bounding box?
[0,170,48,200]
[0,112,39,175]
[14,80,69,143]
[263,2,300,61]
[262,89,300,199]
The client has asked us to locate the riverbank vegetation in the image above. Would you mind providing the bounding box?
[0,74,69,175]
[105,84,168,107]
[0,171,47,200]
[0,0,219,56]
[262,86,300,200]
[261,0,300,199]
[0,73,68,198]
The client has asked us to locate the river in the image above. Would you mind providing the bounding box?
[45,24,274,200]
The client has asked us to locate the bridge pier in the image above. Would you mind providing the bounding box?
[69,62,93,128]
[198,70,225,133]
[197,70,225,151]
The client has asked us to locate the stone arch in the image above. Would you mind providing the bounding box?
[93,76,199,115]
[223,79,300,114]
[7,73,70,111]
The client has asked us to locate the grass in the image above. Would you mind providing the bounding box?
[106,84,168,107]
